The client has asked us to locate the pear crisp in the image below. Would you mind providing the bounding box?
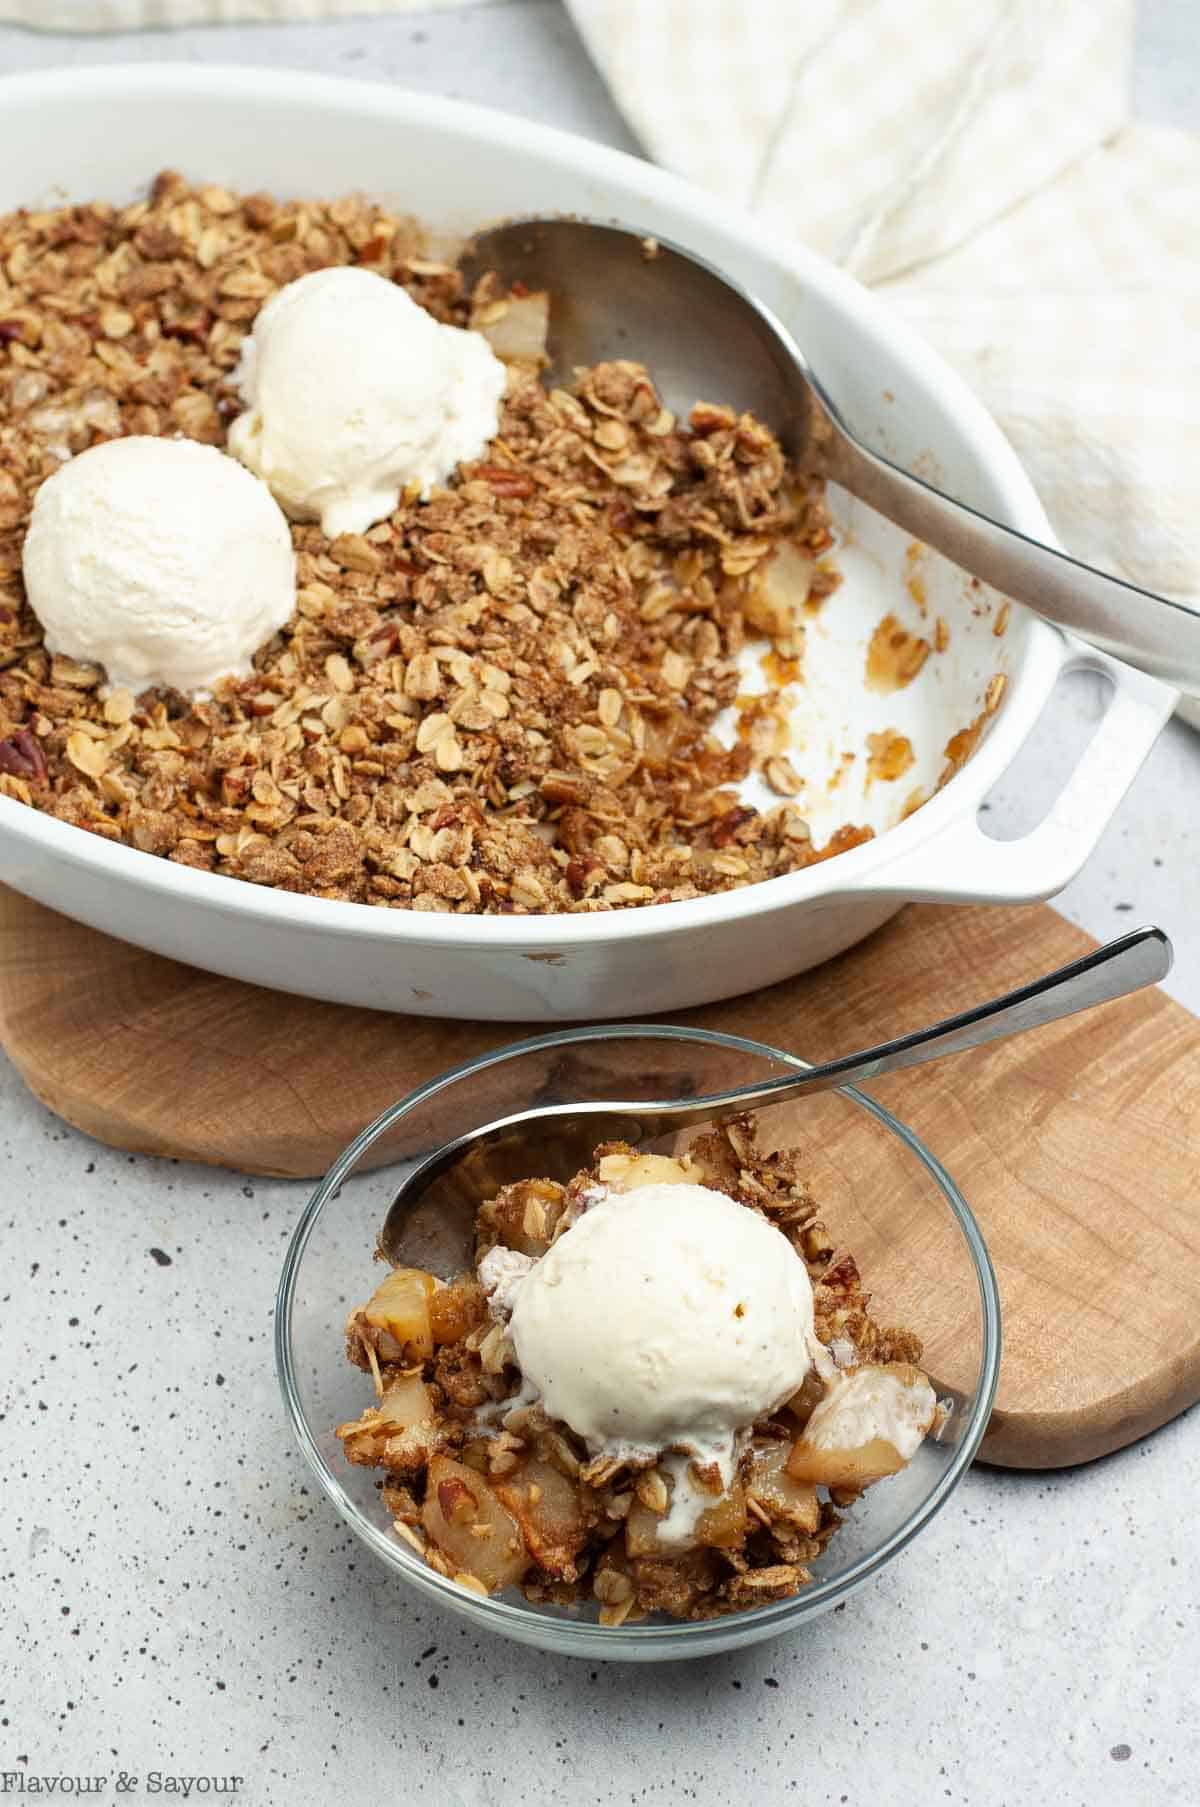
[0,172,871,914]
[336,1118,938,1624]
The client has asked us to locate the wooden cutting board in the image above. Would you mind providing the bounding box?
[2,882,1198,1471]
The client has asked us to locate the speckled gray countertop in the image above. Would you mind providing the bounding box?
[2,6,1198,1804]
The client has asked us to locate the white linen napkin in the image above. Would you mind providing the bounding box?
[6,0,1198,695]
[0,0,468,24]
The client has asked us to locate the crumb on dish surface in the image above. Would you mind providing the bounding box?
[336,1116,938,1624]
[0,173,878,914]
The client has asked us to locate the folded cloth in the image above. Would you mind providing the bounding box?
[7,0,1198,705]
[0,0,468,24]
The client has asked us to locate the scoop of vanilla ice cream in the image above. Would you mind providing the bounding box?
[228,266,507,539]
[507,1182,815,1474]
[22,436,295,697]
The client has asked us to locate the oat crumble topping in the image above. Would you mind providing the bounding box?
[0,172,871,914]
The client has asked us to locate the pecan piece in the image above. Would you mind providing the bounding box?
[709,805,757,848]
[0,728,48,782]
[476,464,535,499]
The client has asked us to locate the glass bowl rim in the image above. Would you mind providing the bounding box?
[275,1022,1002,1650]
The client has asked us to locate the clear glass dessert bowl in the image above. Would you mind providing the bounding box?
[275,1025,1000,1661]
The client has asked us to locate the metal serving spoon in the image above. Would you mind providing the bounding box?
[459,218,1200,693]
[380,926,1171,1275]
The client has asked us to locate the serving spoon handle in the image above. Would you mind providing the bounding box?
[380,926,1171,1271]
[815,383,1200,693]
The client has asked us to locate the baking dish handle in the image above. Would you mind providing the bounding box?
[865,643,1176,904]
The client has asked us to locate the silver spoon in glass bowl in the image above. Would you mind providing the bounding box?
[458,218,1200,694]
[380,926,1171,1276]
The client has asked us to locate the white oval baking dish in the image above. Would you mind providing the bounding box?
[0,66,1176,1020]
